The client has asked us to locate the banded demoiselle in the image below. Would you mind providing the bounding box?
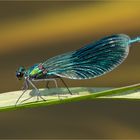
[16,34,140,105]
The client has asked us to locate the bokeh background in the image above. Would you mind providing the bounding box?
[0,1,140,139]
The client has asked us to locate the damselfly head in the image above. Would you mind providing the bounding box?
[16,66,25,80]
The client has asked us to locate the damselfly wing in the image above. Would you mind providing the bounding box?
[43,34,130,79]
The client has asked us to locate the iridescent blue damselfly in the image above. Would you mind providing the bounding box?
[16,34,140,105]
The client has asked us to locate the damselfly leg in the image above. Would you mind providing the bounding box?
[20,78,59,104]
[21,79,29,90]
[45,77,72,96]
[26,79,46,102]
[15,78,46,105]
[31,78,72,99]
[59,77,72,95]
[16,77,72,105]
[32,78,61,99]
[15,79,29,106]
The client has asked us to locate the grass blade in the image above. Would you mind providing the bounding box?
[0,83,139,112]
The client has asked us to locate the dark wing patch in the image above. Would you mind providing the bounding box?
[43,34,130,79]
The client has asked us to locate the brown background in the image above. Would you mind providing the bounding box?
[0,1,140,139]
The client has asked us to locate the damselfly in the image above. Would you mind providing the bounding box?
[16,34,140,105]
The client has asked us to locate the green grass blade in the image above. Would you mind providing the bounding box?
[0,83,139,112]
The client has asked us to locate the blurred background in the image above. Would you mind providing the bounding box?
[0,1,140,139]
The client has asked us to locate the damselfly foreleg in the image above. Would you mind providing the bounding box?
[20,78,47,104]
[15,79,29,106]
[21,79,29,90]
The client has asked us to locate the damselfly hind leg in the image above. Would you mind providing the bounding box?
[59,77,73,95]
[34,78,65,100]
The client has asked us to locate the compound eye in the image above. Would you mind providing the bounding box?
[17,73,21,77]
[16,72,21,77]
